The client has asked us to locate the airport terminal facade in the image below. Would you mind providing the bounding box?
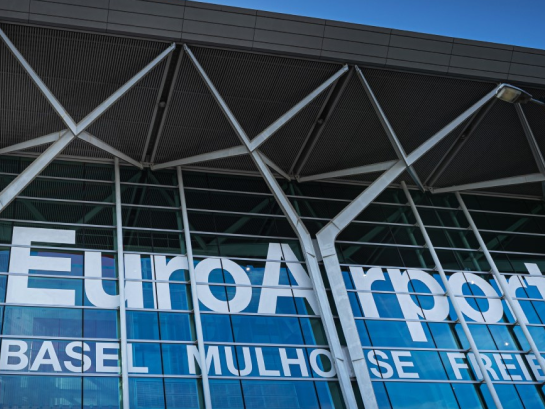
[1,1,545,408]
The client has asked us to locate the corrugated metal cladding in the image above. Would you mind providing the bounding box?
[2,17,545,197]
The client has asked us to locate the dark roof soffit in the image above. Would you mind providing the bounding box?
[2,0,545,87]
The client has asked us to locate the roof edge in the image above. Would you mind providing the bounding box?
[1,0,545,88]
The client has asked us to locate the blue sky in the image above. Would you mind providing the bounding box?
[197,0,545,50]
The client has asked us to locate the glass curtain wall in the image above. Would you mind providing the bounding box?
[0,156,121,408]
[286,179,545,409]
[1,154,545,408]
[182,171,346,409]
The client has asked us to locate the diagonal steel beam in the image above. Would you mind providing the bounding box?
[78,132,143,169]
[75,43,176,134]
[516,104,545,175]
[179,44,350,153]
[0,28,78,134]
[183,44,361,409]
[403,182,504,409]
[260,152,291,180]
[356,65,425,191]
[151,145,247,171]
[0,38,176,409]
[297,160,397,183]
[1,25,175,169]
[458,192,545,382]
[1,28,174,137]
[176,167,212,409]
[516,103,545,198]
[426,99,497,187]
[248,63,349,151]
[406,86,501,163]
[141,51,174,162]
[292,68,354,176]
[150,49,185,163]
[0,131,75,211]
[431,173,545,194]
[0,130,66,155]
[315,84,501,409]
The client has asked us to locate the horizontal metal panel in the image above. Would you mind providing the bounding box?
[260,9,323,25]
[389,34,453,54]
[109,0,184,19]
[448,66,508,81]
[192,1,255,16]
[30,0,108,21]
[0,9,29,21]
[450,55,510,74]
[387,47,451,66]
[1,0,30,12]
[454,37,513,50]
[184,6,255,27]
[255,16,324,37]
[108,10,182,32]
[507,73,545,86]
[42,0,110,7]
[323,25,390,46]
[254,29,323,50]
[325,19,391,34]
[510,62,545,78]
[386,58,449,73]
[320,49,386,66]
[322,37,388,58]
[183,19,253,41]
[182,32,252,48]
[252,41,321,57]
[107,22,180,40]
[511,51,545,67]
[29,13,107,30]
[451,43,512,62]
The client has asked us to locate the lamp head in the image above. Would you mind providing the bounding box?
[496,84,532,104]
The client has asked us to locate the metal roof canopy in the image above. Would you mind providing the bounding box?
[0,20,545,199]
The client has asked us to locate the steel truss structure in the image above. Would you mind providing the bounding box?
[2,23,545,409]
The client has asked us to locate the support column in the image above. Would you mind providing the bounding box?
[0,131,75,211]
[456,192,545,376]
[401,182,503,409]
[315,86,501,408]
[183,44,359,408]
[177,166,213,409]
[253,152,361,409]
[114,158,130,409]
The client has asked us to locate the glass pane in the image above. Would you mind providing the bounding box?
[129,377,165,409]
[84,377,121,409]
[3,306,82,337]
[0,375,82,407]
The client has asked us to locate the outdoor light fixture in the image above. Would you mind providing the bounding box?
[496,84,533,104]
